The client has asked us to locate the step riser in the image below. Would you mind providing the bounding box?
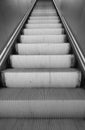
[23,29,64,35]
[10,55,75,68]
[30,17,59,20]
[26,24,62,28]
[30,15,59,18]
[33,9,56,11]
[3,71,81,88]
[32,10,56,12]
[31,13,57,16]
[28,19,60,21]
[32,12,57,14]
[20,35,67,43]
[30,16,58,17]
[28,21,60,24]
[0,100,84,118]
[31,13,58,17]
[34,7,55,9]
[16,44,70,55]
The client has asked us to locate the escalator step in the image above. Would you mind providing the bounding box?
[0,88,84,117]
[0,88,85,100]
[28,19,60,24]
[0,100,85,117]
[32,10,56,13]
[0,119,84,129]
[2,69,81,88]
[29,16,59,20]
[31,13,57,16]
[20,35,67,43]
[16,43,70,55]
[33,9,56,11]
[25,23,62,28]
[31,12,57,16]
[10,55,75,68]
[32,10,56,12]
[23,28,64,35]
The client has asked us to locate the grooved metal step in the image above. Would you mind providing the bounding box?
[31,13,57,16]
[29,16,59,20]
[10,55,75,68]
[26,23,62,28]
[0,119,85,130]
[23,28,64,35]
[28,19,60,24]
[20,35,67,43]
[16,43,70,55]
[0,88,84,117]
[2,69,81,88]
[32,10,56,12]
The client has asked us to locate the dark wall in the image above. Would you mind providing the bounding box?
[0,0,33,54]
[55,0,85,57]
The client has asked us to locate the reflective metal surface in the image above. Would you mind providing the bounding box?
[55,0,85,57]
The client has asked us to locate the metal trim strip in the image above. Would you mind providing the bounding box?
[0,0,37,68]
[53,0,85,75]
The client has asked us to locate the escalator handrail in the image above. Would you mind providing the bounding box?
[0,0,37,69]
[53,0,85,75]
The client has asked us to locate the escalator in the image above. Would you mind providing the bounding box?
[0,0,85,129]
